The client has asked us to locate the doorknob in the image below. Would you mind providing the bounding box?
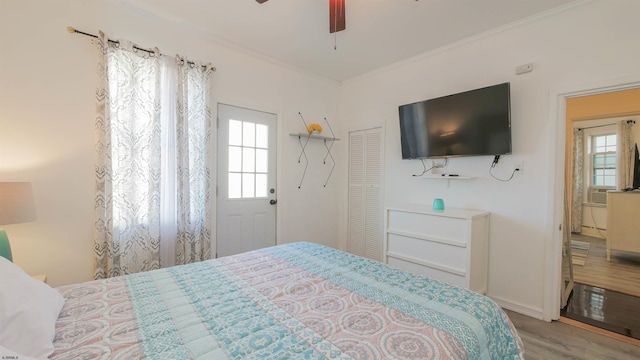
[270,199,277,205]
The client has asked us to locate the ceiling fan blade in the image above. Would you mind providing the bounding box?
[256,0,268,3]
[330,0,346,33]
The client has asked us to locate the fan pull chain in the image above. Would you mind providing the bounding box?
[334,2,338,50]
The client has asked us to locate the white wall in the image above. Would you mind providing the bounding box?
[3,0,639,320]
[337,0,640,318]
[580,205,607,238]
[0,0,342,286]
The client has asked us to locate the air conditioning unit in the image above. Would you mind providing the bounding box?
[589,188,610,204]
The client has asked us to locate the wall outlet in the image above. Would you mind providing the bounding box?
[431,160,445,174]
[516,63,534,75]
[514,161,524,175]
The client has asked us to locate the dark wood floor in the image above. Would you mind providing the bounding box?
[562,283,640,340]
[506,310,640,360]
[566,233,640,343]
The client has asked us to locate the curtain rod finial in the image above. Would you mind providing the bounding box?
[67,26,76,33]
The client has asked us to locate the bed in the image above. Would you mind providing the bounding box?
[49,242,523,359]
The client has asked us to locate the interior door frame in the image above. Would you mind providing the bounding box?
[545,75,640,321]
[214,101,281,258]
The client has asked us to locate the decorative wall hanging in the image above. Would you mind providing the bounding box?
[290,112,339,189]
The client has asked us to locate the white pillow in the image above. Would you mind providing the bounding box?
[0,257,65,359]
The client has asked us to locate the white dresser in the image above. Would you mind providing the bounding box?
[384,205,490,294]
[606,191,640,260]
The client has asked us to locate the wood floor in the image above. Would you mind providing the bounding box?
[561,283,640,340]
[571,234,640,297]
[506,309,640,359]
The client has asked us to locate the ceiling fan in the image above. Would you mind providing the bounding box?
[256,0,346,33]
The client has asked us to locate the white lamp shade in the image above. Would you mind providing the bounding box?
[0,182,36,226]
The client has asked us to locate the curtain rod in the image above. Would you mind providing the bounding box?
[577,119,635,131]
[67,26,216,72]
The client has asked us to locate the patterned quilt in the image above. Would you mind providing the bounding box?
[52,242,524,359]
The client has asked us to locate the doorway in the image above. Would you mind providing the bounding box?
[559,89,640,339]
[216,104,277,257]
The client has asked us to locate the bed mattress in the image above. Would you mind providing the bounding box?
[51,242,524,359]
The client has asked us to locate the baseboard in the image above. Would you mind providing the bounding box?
[490,295,545,320]
[579,227,606,239]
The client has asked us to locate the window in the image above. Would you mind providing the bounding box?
[228,119,269,199]
[94,34,214,276]
[591,133,616,187]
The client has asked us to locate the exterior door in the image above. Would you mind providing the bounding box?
[217,104,277,257]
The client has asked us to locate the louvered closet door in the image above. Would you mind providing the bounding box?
[348,128,383,261]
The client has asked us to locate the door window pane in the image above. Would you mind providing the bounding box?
[228,146,242,172]
[242,148,255,172]
[256,149,268,173]
[256,124,268,149]
[229,120,242,146]
[242,173,255,198]
[228,173,241,199]
[256,174,267,198]
[243,122,255,147]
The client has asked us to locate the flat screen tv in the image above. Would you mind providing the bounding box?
[399,82,512,159]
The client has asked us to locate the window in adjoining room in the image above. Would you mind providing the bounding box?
[591,133,617,188]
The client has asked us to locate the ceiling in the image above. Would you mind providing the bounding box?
[117,0,578,82]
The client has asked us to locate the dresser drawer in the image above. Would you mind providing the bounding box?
[386,233,467,275]
[387,256,467,288]
[387,210,468,243]
[384,206,489,293]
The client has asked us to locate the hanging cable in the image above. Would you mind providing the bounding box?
[489,155,518,181]
[412,158,447,177]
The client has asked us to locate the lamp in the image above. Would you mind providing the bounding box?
[0,182,36,262]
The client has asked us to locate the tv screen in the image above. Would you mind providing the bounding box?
[399,82,512,159]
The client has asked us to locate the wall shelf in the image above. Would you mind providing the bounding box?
[289,133,340,141]
[418,175,474,180]
[290,113,339,189]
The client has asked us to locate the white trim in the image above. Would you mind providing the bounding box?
[546,74,640,322]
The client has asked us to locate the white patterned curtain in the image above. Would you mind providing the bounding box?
[571,128,584,233]
[159,56,178,268]
[94,31,162,278]
[94,32,214,278]
[617,120,635,190]
[175,57,213,265]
